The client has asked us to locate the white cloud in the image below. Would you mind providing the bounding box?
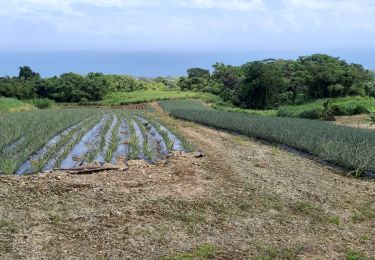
[178,0,265,11]
[0,0,374,50]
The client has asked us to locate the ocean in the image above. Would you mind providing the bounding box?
[0,50,374,78]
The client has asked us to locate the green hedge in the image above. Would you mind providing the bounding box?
[169,109,375,175]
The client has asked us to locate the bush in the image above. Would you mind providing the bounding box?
[277,96,374,119]
[26,98,54,109]
[299,107,324,119]
[0,97,35,112]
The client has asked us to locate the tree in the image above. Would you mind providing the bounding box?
[18,66,40,80]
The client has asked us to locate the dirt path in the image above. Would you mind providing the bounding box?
[0,105,374,259]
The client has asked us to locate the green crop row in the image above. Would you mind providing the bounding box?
[168,109,375,176]
[0,109,98,174]
[159,99,212,112]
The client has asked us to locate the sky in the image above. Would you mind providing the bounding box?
[0,0,374,51]
[0,0,375,77]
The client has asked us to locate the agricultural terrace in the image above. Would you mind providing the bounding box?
[0,108,190,175]
[160,99,375,177]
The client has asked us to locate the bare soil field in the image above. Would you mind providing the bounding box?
[334,114,375,130]
[0,107,374,259]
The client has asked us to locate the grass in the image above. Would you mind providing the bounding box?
[100,90,222,106]
[25,98,55,109]
[0,97,36,112]
[352,202,375,223]
[213,104,277,116]
[167,108,375,176]
[257,246,304,260]
[163,244,217,260]
[277,96,375,119]
[159,99,212,112]
[346,250,368,260]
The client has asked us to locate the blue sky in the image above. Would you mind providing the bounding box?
[1,0,375,52]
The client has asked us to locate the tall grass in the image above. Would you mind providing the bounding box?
[169,109,375,176]
[0,97,35,112]
[100,90,222,106]
[26,98,54,109]
[159,99,212,112]
[277,96,375,119]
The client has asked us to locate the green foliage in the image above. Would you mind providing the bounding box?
[346,250,367,260]
[18,66,40,80]
[277,96,374,119]
[168,108,375,175]
[0,97,36,112]
[26,98,54,109]
[179,54,374,109]
[159,99,212,112]
[101,90,221,106]
[368,106,375,125]
[163,244,217,260]
[1,66,180,104]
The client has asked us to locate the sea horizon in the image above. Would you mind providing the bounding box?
[1,49,374,78]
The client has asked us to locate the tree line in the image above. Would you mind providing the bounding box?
[178,54,375,109]
[0,67,176,103]
[1,54,374,108]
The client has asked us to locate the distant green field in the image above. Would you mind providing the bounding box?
[277,96,375,119]
[159,99,212,112]
[0,97,36,112]
[100,90,222,106]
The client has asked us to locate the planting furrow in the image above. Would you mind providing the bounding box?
[130,119,145,159]
[133,117,157,162]
[85,114,115,164]
[111,118,130,165]
[59,115,109,169]
[1,136,26,155]
[0,109,96,174]
[16,120,86,174]
[137,116,168,156]
[104,117,122,163]
[94,115,118,163]
[138,116,185,152]
[42,116,102,171]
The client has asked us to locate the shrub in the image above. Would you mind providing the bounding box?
[26,98,54,109]
[299,107,324,119]
[277,96,374,119]
[368,106,375,125]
